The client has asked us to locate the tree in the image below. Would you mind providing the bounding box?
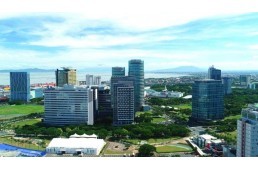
[138,144,156,157]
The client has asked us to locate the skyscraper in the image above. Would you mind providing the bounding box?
[222,77,232,95]
[192,80,224,121]
[240,75,251,87]
[208,65,221,80]
[10,72,30,102]
[128,59,144,111]
[86,74,94,86]
[44,85,94,126]
[112,67,125,77]
[237,104,258,157]
[94,76,101,85]
[113,81,134,126]
[97,86,112,123]
[56,67,77,87]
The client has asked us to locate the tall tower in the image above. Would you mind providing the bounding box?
[56,67,77,87]
[192,80,224,121]
[86,74,94,86]
[112,67,125,77]
[128,59,144,111]
[222,77,232,95]
[208,65,221,80]
[237,104,258,157]
[10,72,30,102]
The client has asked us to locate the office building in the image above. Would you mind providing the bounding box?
[237,104,258,157]
[10,72,30,102]
[240,75,251,87]
[86,74,94,86]
[208,66,221,80]
[192,80,224,121]
[97,86,112,123]
[30,87,43,99]
[113,81,134,126]
[44,85,94,126]
[128,59,144,111]
[56,67,77,87]
[94,76,101,85]
[112,67,125,77]
[222,77,232,95]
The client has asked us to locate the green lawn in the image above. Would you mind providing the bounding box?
[152,117,166,123]
[156,144,192,153]
[172,104,192,109]
[0,105,44,119]
[124,137,180,145]
[12,118,42,127]
[0,137,45,151]
[224,115,241,120]
[104,149,132,155]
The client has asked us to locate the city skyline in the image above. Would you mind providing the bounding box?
[0,1,258,70]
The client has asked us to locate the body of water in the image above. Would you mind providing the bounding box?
[0,72,189,85]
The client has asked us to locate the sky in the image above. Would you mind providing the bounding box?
[1,0,258,71]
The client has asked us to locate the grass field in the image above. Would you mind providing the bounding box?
[124,137,180,145]
[0,137,45,151]
[12,118,42,127]
[152,117,166,123]
[224,115,241,120]
[103,149,132,155]
[0,105,44,119]
[156,144,192,153]
[172,104,192,109]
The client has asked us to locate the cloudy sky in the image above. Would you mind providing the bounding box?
[1,0,258,71]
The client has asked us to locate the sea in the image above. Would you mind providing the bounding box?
[0,72,189,85]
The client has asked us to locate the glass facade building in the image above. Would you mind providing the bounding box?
[208,66,221,80]
[10,72,30,102]
[222,77,232,95]
[128,59,144,111]
[192,80,224,121]
[112,67,125,77]
[56,67,77,87]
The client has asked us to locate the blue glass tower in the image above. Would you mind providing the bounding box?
[10,72,30,102]
[192,80,224,121]
[128,59,144,111]
[112,67,125,77]
[208,66,221,80]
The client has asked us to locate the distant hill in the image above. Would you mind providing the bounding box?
[0,68,54,73]
[150,66,206,73]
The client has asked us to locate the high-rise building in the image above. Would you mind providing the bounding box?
[97,86,112,123]
[128,59,144,111]
[94,76,101,85]
[44,85,94,126]
[86,74,94,86]
[237,104,258,157]
[240,75,251,87]
[113,81,134,126]
[112,67,125,77]
[208,66,221,80]
[56,67,77,87]
[110,76,135,108]
[10,72,30,102]
[192,80,224,121]
[222,77,232,95]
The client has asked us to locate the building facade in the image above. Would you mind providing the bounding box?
[192,80,224,121]
[97,86,112,123]
[128,59,144,111]
[44,85,94,126]
[237,104,258,157]
[112,67,125,77]
[56,67,77,87]
[240,75,251,87]
[94,76,101,85]
[10,72,30,102]
[113,81,134,126]
[222,77,232,95]
[208,66,221,80]
[86,74,94,86]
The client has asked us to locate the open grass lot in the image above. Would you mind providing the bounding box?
[12,118,42,127]
[0,105,44,119]
[124,137,180,145]
[103,149,132,155]
[172,104,192,109]
[152,117,166,123]
[156,144,192,153]
[224,115,241,120]
[0,137,46,151]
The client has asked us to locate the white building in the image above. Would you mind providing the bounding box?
[30,87,44,99]
[86,74,94,86]
[94,76,101,85]
[237,104,258,157]
[44,85,94,126]
[145,86,184,98]
[46,134,106,155]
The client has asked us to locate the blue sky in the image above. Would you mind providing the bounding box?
[0,0,258,70]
